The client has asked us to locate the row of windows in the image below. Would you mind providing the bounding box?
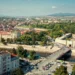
[2,57,11,61]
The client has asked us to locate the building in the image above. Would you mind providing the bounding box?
[55,33,75,48]
[0,51,19,75]
[0,31,21,41]
[59,33,72,40]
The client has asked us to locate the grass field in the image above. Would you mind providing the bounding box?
[17,25,30,28]
[15,25,47,31]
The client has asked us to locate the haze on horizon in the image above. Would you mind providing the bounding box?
[0,0,75,16]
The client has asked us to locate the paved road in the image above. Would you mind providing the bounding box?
[0,43,71,75]
[0,43,59,53]
[38,45,70,69]
[27,44,71,75]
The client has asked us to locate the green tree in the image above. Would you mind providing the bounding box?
[17,46,24,57]
[20,34,32,45]
[31,31,36,45]
[71,64,75,75]
[7,38,13,43]
[22,49,28,58]
[12,48,17,55]
[54,65,68,75]
[40,36,48,46]
[40,41,45,46]
[1,38,5,43]
[11,68,24,75]
[28,51,36,60]
[1,38,7,45]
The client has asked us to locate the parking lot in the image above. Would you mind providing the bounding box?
[26,60,73,75]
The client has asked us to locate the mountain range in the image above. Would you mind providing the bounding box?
[0,13,75,17]
[49,13,75,16]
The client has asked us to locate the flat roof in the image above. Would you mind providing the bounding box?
[0,51,9,55]
[11,55,19,61]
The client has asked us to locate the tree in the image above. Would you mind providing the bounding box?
[71,71,75,75]
[54,65,68,75]
[22,49,28,58]
[40,41,45,46]
[11,68,24,75]
[28,51,36,60]
[72,64,75,71]
[7,38,13,43]
[20,34,32,45]
[1,38,5,43]
[1,38,5,42]
[7,38,10,43]
[15,38,22,44]
[1,38,7,45]
[17,46,28,58]
[71,64,75,75]
[41,36,48,46]
[12,48,17,55]
[31,31,36,45]
[36,31,47,41]
[17,46,24,57]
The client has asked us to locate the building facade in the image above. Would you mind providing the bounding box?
[0,51,19,75]
[0,31,21,41]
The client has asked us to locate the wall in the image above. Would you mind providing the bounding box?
[55,38,75,48]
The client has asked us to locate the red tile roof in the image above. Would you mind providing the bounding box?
[0,31,11,35]
[11,53,17,57]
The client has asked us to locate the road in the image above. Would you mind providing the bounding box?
[26,60,73,75]
[38,45,70,69]
[26,44,71,75]
[0,43,59,53]
[0,43,71,75]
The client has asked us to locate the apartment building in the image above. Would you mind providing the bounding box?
[0,51,19,75]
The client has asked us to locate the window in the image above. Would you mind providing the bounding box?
[8,68,9,70]
[15,64,16,67]
[3,56,6,61]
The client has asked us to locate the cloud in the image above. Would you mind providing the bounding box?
[52,6,57,9]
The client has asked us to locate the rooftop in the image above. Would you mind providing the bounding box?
[0,51,9,55]
[59,33,72,40]
[0,51,18,61]
[11,54,18,61]
[0,31,11,35]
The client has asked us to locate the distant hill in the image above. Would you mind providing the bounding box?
[49,13,75,16]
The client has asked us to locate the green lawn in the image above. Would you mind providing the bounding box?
[17,25,30,28]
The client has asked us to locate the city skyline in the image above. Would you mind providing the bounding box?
[0,0,75,16]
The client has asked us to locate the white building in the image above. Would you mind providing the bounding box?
[55,33,75,48]
[0,51,19,75]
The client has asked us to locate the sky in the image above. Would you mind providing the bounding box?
[0,0,75,16]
